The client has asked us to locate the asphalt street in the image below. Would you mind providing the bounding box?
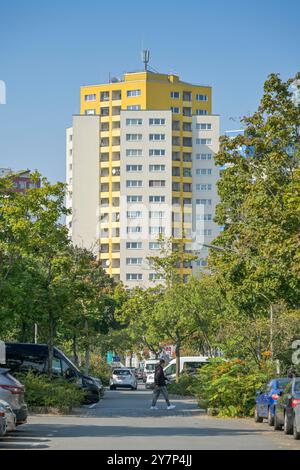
[1,384,300,450]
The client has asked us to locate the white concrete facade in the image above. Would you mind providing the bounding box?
[119,110,172,287]
[192,115,220,274]
[66,115,100,254]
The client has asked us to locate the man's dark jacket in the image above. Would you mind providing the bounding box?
[154,364,166,386]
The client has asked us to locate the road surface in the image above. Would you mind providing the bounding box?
[1,384,300,450]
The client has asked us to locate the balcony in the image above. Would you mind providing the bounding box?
[112,90,122,100]
[100,107,110,117]
[111,167,120,176]
[100,92,110,102]
[183,91,192,102]
[172,121,180,131]
[100,138,109,148]
[112,136,120,147]
[112,121,120,129]
[100,122,109,132]
[112,151,120,161]
[183,107,192,117]
[100,152,109,162]
[112,106,121,116]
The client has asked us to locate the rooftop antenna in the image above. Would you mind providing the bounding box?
[142,50,150,71]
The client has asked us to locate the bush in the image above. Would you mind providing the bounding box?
[191,358,276,417]
[17,372,85,411]
[85,357,112,386]
[168,373,196,396]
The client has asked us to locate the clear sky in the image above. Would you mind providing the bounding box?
[0,0,299,183]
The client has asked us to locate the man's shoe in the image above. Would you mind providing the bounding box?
[167,405,176,410]
[150,406,158,410]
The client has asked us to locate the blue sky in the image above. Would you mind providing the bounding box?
[0,0,299,183]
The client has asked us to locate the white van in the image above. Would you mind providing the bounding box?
[146,356,209,388]
[143,359,159,383]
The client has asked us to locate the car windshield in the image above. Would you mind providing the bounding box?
[276,378,291,389]
[146,364,157,371]
[113,370,131,376]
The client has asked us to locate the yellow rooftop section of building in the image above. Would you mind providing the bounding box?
[80,70,212,114]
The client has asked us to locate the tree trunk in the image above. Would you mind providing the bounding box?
[175,341,181,383]
[72,334,79,366]
[84,319,89,376]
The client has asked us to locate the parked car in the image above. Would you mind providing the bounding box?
[110,368,138,390]
[255,377,291,425]
[0,400,16,432]
[4,343,101,404]
[274,378,300,435]
[90,376,104,398]
[0,409,7,437]
[0,368,28,425]
[127,367,139,379]
[146,356,209,389]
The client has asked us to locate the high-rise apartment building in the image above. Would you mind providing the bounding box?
[66,66,220,286]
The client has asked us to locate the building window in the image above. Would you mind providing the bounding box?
[149,227,165,235]
[149,149,166,156]
[149,242,160,250]
[149,118,165,125]
[183,107,192,117]
[196,214,213,221]
[196,199,212,205]
[171,91,180,99]
[85,109,96,115]
[126,258,143,265]
[196,169,212,175]
[183,122,192,132]
[196,109,208,115]
[126,149,143,157]
[127,105,141,110]
[196,153,212,160]
[149,180,165,187]
[126,164,143,172]
[84,94,96,101]
[172,182,180,191]
[127,89,141,97]
[149,195,165,203]
[196,184,212,190]
[183,137,192,147]
[100,91,109,101]
[183,168,192,177]
[126,180,143,187]
[183,91,192,101]
[149,164,165,172]
[172,136,180,146]
[100,107,109,116]
[171,107,180,114]
[196,94,208,101]
[126,273,143,281]
[149,211,165,219]
[183,183,192,192]
[196,138,212,145]
[127,226,142,233]
[183,153,192,162]
[172,167,180,177]
[126,242,142,249]
[126,118,143,125]
[127,195,143,202]
[196,123,212,130]
[126,134,142,141]
[127,211,143,218]
[149,134,165,141]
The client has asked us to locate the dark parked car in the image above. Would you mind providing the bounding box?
[274,378,300,435]
[255,378,291,425]
[4,343,101,404]
[0,368,28,425]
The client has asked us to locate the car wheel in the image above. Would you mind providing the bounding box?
[274,409,283,431]
[254,406,263,423]
[284,412,293,435]
[293,415,300,440]
[268,407,274,426]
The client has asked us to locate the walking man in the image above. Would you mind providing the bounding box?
[150,359,176,410]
